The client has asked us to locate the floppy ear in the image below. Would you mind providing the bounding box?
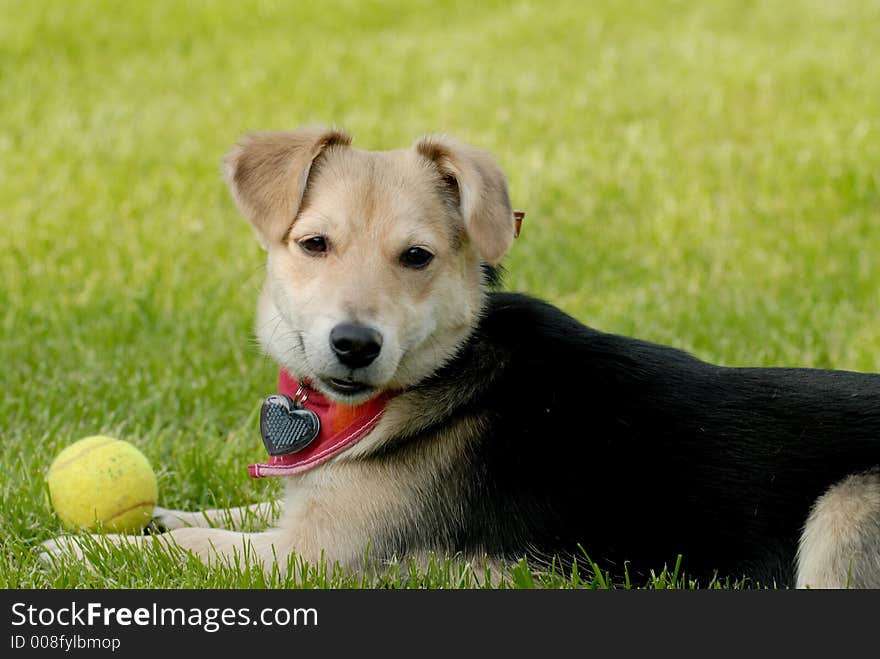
[413,136,514,265]
[223,126,352,248]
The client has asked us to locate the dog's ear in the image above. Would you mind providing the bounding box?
[413,136,514,265]
[223,127,352,248]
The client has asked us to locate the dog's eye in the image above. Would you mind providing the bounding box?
[298,236,329,255]
[399,246,434,269]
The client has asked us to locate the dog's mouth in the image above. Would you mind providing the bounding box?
[321,377,376,398]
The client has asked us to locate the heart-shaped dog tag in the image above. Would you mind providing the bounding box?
[260,394,321,456]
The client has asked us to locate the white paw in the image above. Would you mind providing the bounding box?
[39,533,138,569]
[39,535,90,564]
[151,506,203,530]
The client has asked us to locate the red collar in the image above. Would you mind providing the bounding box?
[248,370,395,478]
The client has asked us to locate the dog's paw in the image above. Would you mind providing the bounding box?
[151,506,204,530]
[39,535,91,564]
[38,533,139,568]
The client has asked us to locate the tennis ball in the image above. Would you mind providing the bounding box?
[46,435,158,533]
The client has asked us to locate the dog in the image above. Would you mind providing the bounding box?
[43,127,880,588]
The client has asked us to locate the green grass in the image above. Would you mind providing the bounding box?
[2,0,879,589]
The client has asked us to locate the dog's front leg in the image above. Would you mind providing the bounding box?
[40,527,293,571]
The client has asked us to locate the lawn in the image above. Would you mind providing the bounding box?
[2,0,879,589]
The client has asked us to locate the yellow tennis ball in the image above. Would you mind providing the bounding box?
[46,435,158,533]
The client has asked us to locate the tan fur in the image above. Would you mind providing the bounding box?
[42,128,515,578]
[275,409,485,566]
[796,471,880,588]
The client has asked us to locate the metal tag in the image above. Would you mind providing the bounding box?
[259,393,320,456]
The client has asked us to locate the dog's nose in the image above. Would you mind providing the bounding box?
[329,323,383,369]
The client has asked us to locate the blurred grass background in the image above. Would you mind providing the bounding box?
[2,0,879,588]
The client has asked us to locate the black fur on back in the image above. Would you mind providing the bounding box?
[404,292,880,586]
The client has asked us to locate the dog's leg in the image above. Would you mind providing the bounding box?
[795,470,880,588]
[41,526,294,571]
[153,501,281,531]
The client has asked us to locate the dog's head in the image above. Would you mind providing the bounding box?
[224,126,515,403]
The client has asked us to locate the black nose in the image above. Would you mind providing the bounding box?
[329,323,383,369]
